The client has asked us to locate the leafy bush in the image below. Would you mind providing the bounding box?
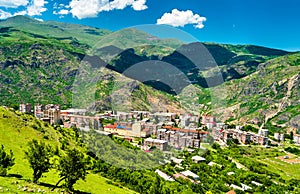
[284,147,300,156]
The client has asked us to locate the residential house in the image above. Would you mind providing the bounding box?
[294,134,300,144]
[208,161,222,168]
[20,103,32,114]
[144,138,167,151]
[43,108,60,125]
[191,155,206,163]
[173,173,198,184]
[180,170,200,181]
[155,169,174,181]
[171,157,183,165]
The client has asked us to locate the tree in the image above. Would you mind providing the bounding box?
[25,140,53,183]
[53,148,88,191]
[290,131,294,140]
[0,145,15,176]
[198,117,202,128]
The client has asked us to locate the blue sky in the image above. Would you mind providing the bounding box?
[0,0,299,51]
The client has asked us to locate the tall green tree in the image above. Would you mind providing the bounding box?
[25,139,53,183]
[54,148,88,191]
[0,145,15,176]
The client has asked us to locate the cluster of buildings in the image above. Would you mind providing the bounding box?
[154,169,200,184]
[23,103,300,149]
[155,153,261,193]
[212,127,269,145]
[104,121,157,138]
[100,111,208,151]
[272,131,300,145]
[20,103,61,125]
[155,126,209,149]
[103,116,209,151]
[19,103,210,150]
[155,155,206,184]
[61,109,101,130]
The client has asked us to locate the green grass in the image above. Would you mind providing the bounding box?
[0,107,136,193]
[258,157,300,180]
[231,146,300,181]
[0,173,135,193]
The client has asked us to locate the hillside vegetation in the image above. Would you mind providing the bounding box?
[0,19,183,112]
[0,106,136,193]
[224,52,300,132]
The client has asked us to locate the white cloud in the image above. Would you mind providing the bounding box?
[132,0,147,11]
[58,9,69,15]
[0,0,29,8]
[13,10,27,16]
[34,17,43,21]
[69,0,148,19]
[157,9,206,29]
[26,0,47,16]
[0,0,47,19]
[53,3,70,17]
[53,9,69,17]
[0,9,12,19]
[69,0,100,19]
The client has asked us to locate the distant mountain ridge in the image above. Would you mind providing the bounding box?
[0,15,111,46]
[104,42,290,93]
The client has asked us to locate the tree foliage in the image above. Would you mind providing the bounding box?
[0,145,15,176]
[25,139,53,183]
[55,148,88,191]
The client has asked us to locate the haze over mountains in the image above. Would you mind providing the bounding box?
[0,15,299,132]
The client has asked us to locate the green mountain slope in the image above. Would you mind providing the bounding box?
[0,16,183,53]
[92,28,183,50]
[0,15,111,46]
[223,52,300,133]
[0,27,182,112]
[0,106,135,193]
[203,43,290,79]
[0,30,81,107]
[105,42,290,94]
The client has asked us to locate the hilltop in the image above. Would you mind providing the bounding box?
[0,15,110,46]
